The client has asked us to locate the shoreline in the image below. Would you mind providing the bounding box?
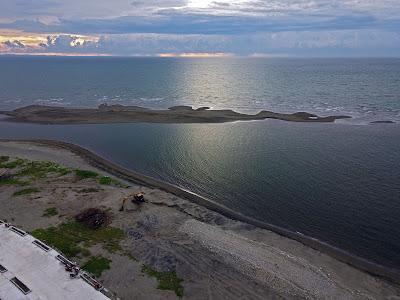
[1,138,399,284]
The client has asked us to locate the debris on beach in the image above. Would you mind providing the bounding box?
[75,208,110,229]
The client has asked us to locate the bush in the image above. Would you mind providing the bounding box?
[98,176,112,185]
[75,169,98,179]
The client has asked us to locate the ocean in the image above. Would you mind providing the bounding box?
[0,56,399,270]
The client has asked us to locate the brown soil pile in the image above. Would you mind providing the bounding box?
[75,208,110,229]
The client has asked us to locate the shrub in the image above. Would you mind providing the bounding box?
[75,169,98,179]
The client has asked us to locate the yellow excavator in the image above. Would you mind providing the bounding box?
[119,192,145,211]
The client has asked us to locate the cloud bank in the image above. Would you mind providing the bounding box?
[0,0,399,56]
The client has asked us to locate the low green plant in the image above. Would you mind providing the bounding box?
[43,207,58,217]
[83,256,111,277]
[142,265,184,297]
[31,221,124,258]
[75,169,98,179]
[0,178,29,186]
[0,155,9,163]
[17,161,70,179]
[98,176,126,187]
[98,176,113,185]
[13,187,40,196]
[1,158,26,169]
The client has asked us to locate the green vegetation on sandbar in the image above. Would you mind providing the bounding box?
[142,265,184,297]
[31,221,124,258]
[83,256,111,277]
[1,157,127,188]
[75,169,98,179]
[32,221,123,278]
[1,158,26,169]
[13,187,40,196]
[1,157,70,181]
[98,176,127,187]
[43,207,58,217]
[0,155,9,163]
[17,160,70,179]
[98,176,113,185]
[0,178,29,186]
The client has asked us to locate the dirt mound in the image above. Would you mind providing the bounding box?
[75,208,110,229]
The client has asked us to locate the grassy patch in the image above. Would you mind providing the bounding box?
[98,176,126,187]
[1,158,27,169]
[142,265,184,297]
[13,187,40,196]
[43,207,58,217]
[17,160,70,179]
[0,178,29,186]
[75,169,98,179]
[0,155,9,163]
[83,256,111,277]
[98,176,113,185]
[31,221,124,258]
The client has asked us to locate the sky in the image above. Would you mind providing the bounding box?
[0,0,399,57]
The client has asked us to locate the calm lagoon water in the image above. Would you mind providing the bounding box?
[0,57,399,270]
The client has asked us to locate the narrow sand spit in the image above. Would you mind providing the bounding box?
[1,104,351,124]
[1,140,400,300]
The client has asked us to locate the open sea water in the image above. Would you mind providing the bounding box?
[0,56,399,270]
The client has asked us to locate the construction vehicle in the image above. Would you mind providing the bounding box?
[119,192,145,211]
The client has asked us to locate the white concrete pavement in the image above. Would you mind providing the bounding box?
[0,220,109,300]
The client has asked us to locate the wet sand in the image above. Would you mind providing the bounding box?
[1,140,400,300]
[1,104,351,124]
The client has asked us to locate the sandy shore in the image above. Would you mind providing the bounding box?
[1,140,400,299]
[1,104,351,124]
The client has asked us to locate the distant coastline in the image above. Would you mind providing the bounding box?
[0,104,351,124]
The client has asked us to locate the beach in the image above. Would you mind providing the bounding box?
[1,140,399,299]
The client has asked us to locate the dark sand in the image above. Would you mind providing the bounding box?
[1,104,351,124]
